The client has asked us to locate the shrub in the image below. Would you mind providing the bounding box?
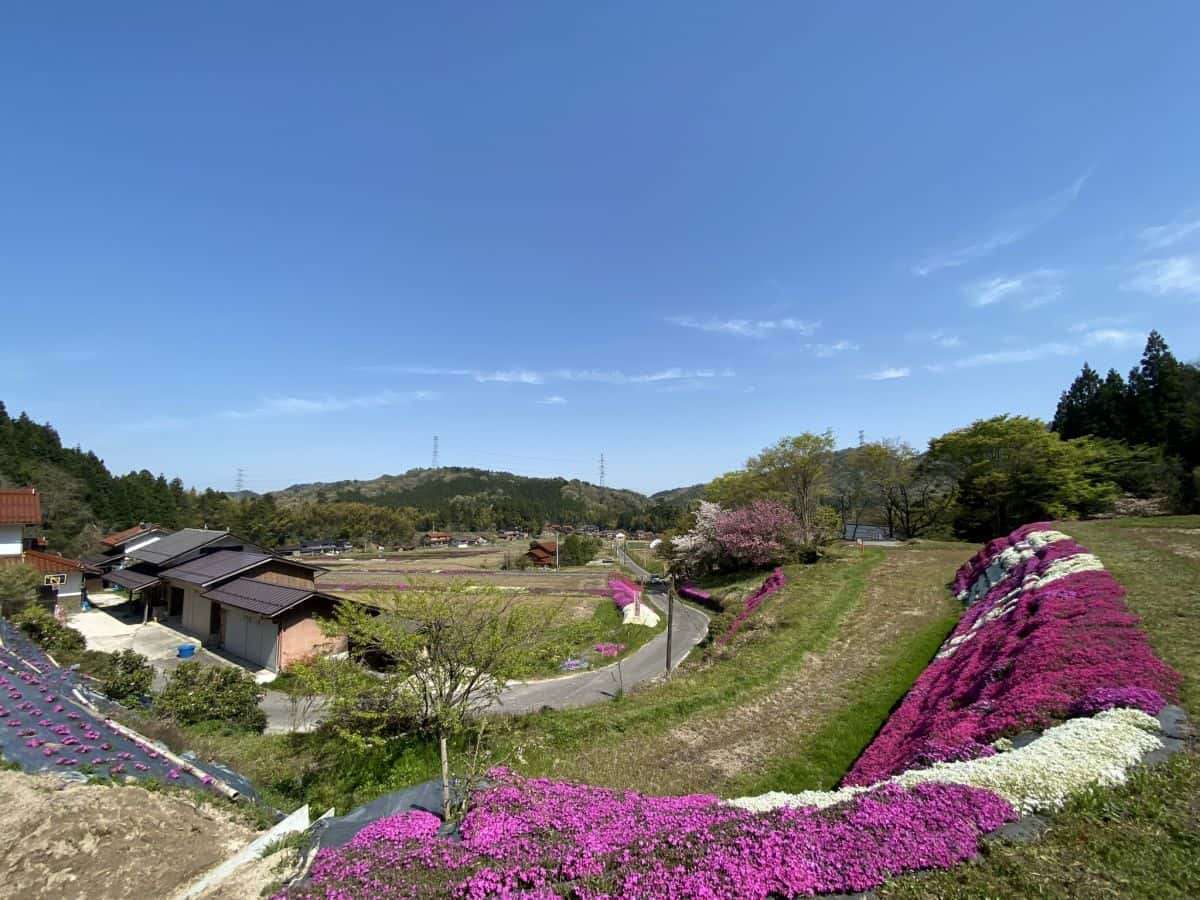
[154,661,267,733]
[99,649,154,702]
[0,564,42,616]
[13,604,86,655]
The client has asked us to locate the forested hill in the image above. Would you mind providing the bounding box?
[0,401,218,554]
[270,466,689,532]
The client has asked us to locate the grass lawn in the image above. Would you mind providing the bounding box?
[881,516,1200,898]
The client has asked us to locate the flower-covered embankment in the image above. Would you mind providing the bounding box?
[716,567,787,647]
[844,523,1180,784]
[608,576,659,627]
[733,706,1167,816]
[284,768,1014,899]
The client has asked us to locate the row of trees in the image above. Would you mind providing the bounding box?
[1052,331,1199,507]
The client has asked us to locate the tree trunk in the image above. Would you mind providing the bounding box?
[439,733,451,820]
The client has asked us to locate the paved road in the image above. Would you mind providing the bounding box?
[491,547,710,714]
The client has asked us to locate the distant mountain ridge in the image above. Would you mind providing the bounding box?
[270,466,698,531]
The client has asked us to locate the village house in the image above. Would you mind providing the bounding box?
[421,531,453,547]
[0,487,96,603]
[101,528,346,672]
[526,540,558,568]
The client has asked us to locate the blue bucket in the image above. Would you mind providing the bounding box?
[177,644,197,659]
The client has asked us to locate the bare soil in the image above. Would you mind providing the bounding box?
[0,771,255,900]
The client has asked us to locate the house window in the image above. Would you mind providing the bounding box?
[44,573,67,586]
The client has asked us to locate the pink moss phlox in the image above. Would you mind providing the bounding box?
[1070,686,1167,717]
[716,568,787,647]
[846,524,1182,785]
[283,769,1014,899]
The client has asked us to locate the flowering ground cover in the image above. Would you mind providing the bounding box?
[715,567,787,647]
[284,768,1014,899]
[845,523,1181,784]
[0,620,215,790]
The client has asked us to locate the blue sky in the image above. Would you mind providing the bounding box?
[3,2,1199,495]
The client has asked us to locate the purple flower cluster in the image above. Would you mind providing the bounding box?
[593,642,626,658]
[608,576,641,610]
[677,582,712,604]
[284,768,1014,899]
[0,636,216,791]
[716,567,787,647]
[846,524,1181,785]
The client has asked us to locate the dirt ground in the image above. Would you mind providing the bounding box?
[0,770,256,900]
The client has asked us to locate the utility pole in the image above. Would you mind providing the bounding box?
[599,452,606,488]
[235,467,245,494]
[432,435,440,469]
[664,573,675,678]
[555,528,560,571]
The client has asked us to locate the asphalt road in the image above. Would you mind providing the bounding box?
[491,548,710,714]
[261,550,710,730]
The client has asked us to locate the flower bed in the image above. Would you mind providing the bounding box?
[844,524,1180,785]
[608,577,659,627]
[735,707,1167,817]
[284,768,1014,899]
[715,567,787,647]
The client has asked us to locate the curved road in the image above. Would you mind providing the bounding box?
[262,551,710,729]
[492,547,710,714]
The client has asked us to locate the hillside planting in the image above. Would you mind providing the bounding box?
[280,524,1185,897]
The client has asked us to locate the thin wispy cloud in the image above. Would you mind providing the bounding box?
[863,367,911,381]
[1068,316,1129,334]
[1083,328,1141,347]
[384,365,735,385]
[913,172,1090,277]
[808,340,860,357]
[537,395,567,405]
[943,342,1076,369]
[964,269,1063,309]
[223,390,430,420]
[668,316,819,338]
[1138,217,1200,250]
[1122,256,1200,297]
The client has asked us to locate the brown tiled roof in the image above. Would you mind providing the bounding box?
[100,523,160,548]
[0,488,41,526]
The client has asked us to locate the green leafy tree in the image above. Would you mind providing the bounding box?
[927,416,1118,540]
[99,649,154,702]
[327,586,557,819]
[12,604,86,655]
[559,533,601,566]
[154,662,267,732]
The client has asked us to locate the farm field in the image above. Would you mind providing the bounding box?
[313,541,653,679]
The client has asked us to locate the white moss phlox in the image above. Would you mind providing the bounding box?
[728,708,1164,816]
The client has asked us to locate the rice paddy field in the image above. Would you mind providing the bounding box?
[311,542,654,678]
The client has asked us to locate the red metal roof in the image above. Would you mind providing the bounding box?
[0,488,41,526]
[0,549,87,575]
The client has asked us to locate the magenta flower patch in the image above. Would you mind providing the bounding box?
[283,769,1014,899]
[845,524,1181,785]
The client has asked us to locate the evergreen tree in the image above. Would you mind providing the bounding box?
[1051,363,1103,438]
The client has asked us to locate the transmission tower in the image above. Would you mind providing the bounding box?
[599,453,606,488]
[235,467,245,493]
[432,435,440,469]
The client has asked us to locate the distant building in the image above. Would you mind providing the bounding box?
[0,488,95,601]
[422,532,453,547]
[526,541,558,567]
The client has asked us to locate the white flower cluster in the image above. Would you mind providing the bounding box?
[956,530,1072,603]
[729,708,1164,816]
[938,550,1105,660]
